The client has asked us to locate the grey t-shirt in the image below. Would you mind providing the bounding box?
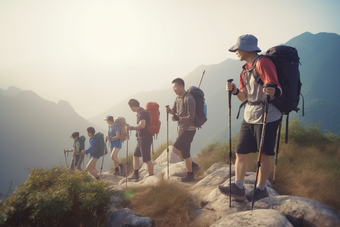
[172,92,196,134]
[243,70,282,124]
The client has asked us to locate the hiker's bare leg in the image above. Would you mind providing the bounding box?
[235,153,248,181]
[172,146,184,159]
[145,160,154,175]
[133,156,140,170]
[86,158,99,178]
[111,148,121,167]
[184,157,193,172]
[258,154,271,186]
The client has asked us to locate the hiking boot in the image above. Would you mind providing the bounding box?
[246,187,269,202]
[180,173,195,182]
[114,171,120,176]
[120,165,126,177]
[192,164,201,176]
[218,183,246,201]
[128,174,139,181]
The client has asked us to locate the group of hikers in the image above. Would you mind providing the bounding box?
[63,77,202,183]
[63,34,300,204]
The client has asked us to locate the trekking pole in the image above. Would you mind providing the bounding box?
[100,140,108,178]
[126,125,129,188]
[198,70,205,88]
[64,150,68,167]
[227,79,233,207]
[251,83,277,210]
[273,114,283,184]
[166,105,170,180]
[83,153,85,170]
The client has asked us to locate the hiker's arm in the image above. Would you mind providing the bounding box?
[257,58,282,98]
[178,96,196,123]
[166,106,174,115]
[110,130,120,140]
[82,139,95,154]
[235,87,247,102]
[127,119,146,130]
[64,148,74,153]
[227,83,247,102]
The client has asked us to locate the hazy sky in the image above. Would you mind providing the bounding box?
[1,0,339,118]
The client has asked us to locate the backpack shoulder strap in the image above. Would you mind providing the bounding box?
[243,55,266,86]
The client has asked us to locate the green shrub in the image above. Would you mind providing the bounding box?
[281,119,329,146]
[0,166,118,227]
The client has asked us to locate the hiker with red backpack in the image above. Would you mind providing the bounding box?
[126,99,154,181]
[165,78,201,182]
[219,34,282,202]
[104,115,126,176]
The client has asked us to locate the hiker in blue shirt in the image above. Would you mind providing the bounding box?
[104,114,125,176]
[79,127,101,180]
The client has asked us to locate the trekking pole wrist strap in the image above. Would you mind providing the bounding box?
[233,88,240,96]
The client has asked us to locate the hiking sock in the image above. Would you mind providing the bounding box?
[134,170,139,176]
[235,179,244,189]
[119,163,124,169]
[115,167,119,173]
[257,184,266,191]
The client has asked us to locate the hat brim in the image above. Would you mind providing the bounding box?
[228,45,261,53]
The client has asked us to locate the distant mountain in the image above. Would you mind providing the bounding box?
[89,32,340,155]
[0,86,22,97]
[0,90,107,195]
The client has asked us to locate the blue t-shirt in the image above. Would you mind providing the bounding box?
[86,136,108,159]
[86,136,98,155]
[109,124,122,149]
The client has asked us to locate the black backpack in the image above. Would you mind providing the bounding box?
[74,135,86,151]
[250,45,304,142]
[187,86,207,129]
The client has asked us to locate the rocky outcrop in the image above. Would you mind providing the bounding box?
[210,209,294,227]
[253,196,340,227]
[107,208,155,227]
[102,148,340,227]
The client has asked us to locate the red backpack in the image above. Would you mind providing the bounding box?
[145,102,161,137]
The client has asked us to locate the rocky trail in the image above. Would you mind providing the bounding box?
[102,146,340,227]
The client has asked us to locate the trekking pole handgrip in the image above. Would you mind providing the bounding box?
[263,83,277,88]
[227,79,233,83]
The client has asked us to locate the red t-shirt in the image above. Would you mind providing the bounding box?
[239,57,281,90]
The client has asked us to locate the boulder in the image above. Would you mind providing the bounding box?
[107,208,155,227]
[209,209,293,227]
[154,145,182,164]
[203,163,224,177]
[139,163,167,178]
[252,196,340,227]
[159,161,187,180]
[195,165,235,189]
[201,187,248,217]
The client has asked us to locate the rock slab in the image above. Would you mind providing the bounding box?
[107,208,155,227]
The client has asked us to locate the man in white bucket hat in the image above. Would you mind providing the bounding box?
[219,34,282,202]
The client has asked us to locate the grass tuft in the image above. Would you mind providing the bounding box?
[121,174,195,227]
